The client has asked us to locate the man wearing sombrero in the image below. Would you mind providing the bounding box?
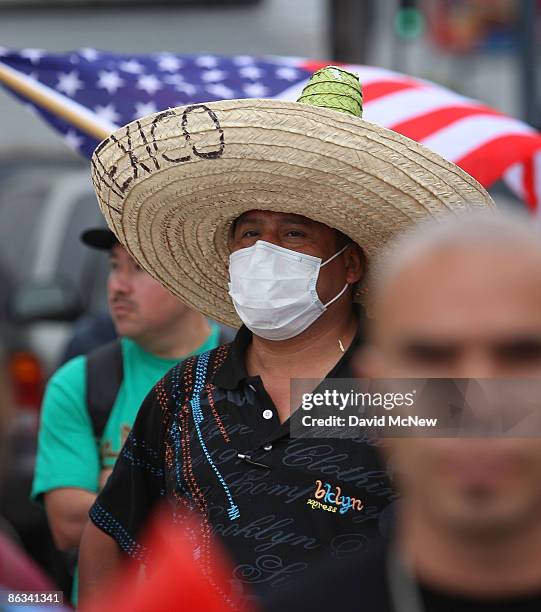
[79,67,494,602]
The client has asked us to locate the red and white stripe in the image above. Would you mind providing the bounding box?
[298,60,541,212]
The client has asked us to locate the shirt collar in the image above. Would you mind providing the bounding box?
[214,324,252,390]
[214,306,366,391]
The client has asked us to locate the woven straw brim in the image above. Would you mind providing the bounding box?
[91,99,495,328]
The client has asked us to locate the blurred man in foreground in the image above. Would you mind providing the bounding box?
[266,211,541,611]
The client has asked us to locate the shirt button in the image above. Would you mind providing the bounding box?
[263,444,273,451]
[248,384,257,392]
[262,409,273,420]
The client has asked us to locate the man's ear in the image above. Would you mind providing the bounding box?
[345,243,366,285]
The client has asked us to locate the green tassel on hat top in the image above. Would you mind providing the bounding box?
[297,65,363,118]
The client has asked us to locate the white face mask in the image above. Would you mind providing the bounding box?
[228,240,350,341]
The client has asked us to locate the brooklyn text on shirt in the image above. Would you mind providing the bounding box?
[210,511,319,553]
[306,480,364,515]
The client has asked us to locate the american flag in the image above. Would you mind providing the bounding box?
[1,48,540,210]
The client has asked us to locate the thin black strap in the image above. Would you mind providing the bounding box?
[85,339,124,441]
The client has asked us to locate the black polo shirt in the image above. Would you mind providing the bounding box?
[90,326,396,601]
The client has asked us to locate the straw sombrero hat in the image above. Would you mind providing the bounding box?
[91,66,495,327]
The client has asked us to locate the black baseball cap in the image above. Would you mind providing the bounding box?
[80,228,118,251]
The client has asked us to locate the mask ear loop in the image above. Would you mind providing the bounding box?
[320,242,351,268]
[324,282,350,308]
[320,243,353,308]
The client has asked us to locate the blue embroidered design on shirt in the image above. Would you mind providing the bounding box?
[90,503,146,561]
[190,351,240,521]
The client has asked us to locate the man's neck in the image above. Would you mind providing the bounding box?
[398,506,541,599]
[246,307,357,378]
[245,306,358,422]
[135,313,211,360]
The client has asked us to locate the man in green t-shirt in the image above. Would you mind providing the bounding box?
[31,228,224,587]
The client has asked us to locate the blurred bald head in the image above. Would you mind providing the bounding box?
[358,212,541,543]
[365,210,541,378]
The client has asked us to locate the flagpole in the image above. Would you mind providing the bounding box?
[0,61,113,141]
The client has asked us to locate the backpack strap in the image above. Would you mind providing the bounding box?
[85,339,124,441]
